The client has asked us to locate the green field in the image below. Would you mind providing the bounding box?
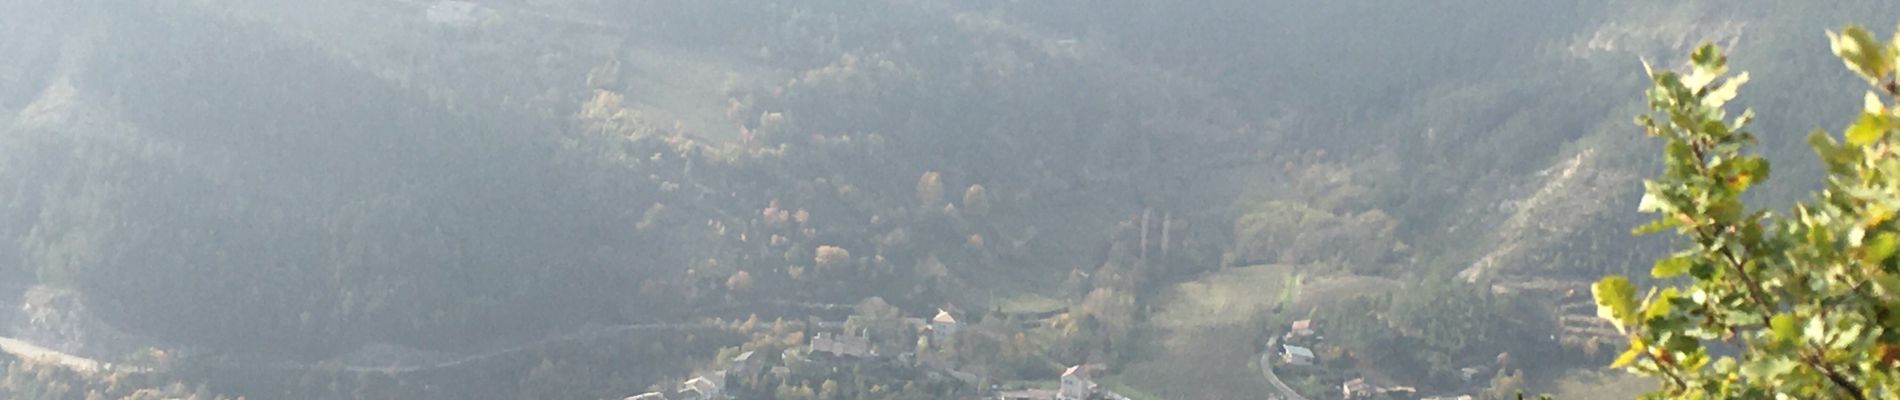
[996,293,1068,316]
[1149,265,1297,335]
[1094,376,1165,400]
[1539,368,1657,400]
[1115,265,1295,399]
[1109,264,1406,399]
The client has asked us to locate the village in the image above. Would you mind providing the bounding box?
[615,303,1526,400]
[619,305,1141,400]
[1265,317,1516,400]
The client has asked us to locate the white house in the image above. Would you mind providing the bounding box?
[930,308,960,341]
[1288,319,1317,337]
[809,332,871,358]
[1343,378,1373,399]
[1058,364,1104,400]
[677,373,724,400]
[1282,344,1315,366]
[730,351,759,376]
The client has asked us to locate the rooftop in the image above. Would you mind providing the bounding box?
[996,388,1057,400]
[682,374,721,393]
[1282,344,1315,358]
[1062,363,1107,379]
[933,308,958,324]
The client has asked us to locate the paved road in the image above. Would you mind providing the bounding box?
[1,321,711,378]
[0,298,848,378]
[284,321,718,376]
[0,336,149,375]
[1260,353,1309,400]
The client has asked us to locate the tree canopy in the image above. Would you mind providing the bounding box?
[1596,24,1900,399]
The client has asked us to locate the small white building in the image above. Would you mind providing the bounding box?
[1343,378,1373,399]
[931,308,960,341]
[809,332,871,358]
[676,373,724,400]
[1058,365,1099,400]
[730,350,759,376]
[1459,366,1488,382]
[1282,344,1315,366]
[1289,319,1317,337]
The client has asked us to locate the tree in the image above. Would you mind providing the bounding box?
[917,172,944,209]
[726,270,754,292]
[855,296,901,320]
[815,245,851,269]
[1594,27,1900,399]
[1479,369,1526,400]
[820,379,840,399]
[961,184,990,216]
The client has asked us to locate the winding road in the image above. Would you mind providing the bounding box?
[268,321,720,376]
[0,321,710,378]
[0,298,856,379]
[0,336,105,374]
[255,299,855,376]
[1261,353,1310,400]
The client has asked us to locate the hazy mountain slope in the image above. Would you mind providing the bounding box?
[0,0,1264,357]
[1441,0,1896,284]
[0,1,1895,397]
[2,2,711,356]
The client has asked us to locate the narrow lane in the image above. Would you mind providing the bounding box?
[0,336,135,374]
[1260,352,1309,400]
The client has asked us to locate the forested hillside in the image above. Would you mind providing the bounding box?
[0,0,1892,399]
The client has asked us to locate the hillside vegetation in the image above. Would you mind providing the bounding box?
[0,0,1892,398]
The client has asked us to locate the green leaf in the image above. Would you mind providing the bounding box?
[1864,232,1898,265]
[1703,72,1748,108]
[1741,357,1798,380]
[1712,357,1737,373]
[1683,70,1719,92]
[1644,288,1678,319]
[1845,112,1890,146]
[1690,43,1728,77]
[1729,156,1768,192]
[1689,258,1720,279]
[1831,26,1892,83]
[1770,314,1798,343]
[1611,342,1643,368]
[1832,323,1864,350]
[1709,198,1743,224]
[1732,109,1755,132]
[1632,217,1677,235]
[1874,274,1900,297]
[1809,128,1840,151]
[1809,129,1858,173]
[1652,254,1694,278]
[1638,183,1678,214]
[1805,315,1826,344]
[1594,276,1638,331]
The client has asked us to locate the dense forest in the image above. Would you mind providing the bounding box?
[0,0,1894,399]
